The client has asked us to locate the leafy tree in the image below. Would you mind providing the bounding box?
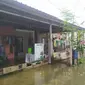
[61,9,85,57]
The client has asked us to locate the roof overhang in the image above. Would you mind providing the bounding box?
[0,0,63,33]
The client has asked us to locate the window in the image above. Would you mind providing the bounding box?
[15,37,23,54]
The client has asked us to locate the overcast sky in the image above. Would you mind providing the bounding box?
[17,0,85,27]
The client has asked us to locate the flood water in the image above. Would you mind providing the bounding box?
[0,64,85,85]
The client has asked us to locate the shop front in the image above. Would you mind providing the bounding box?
[0,26,48,69]
[0,26,35,67]
[0,0,64,74]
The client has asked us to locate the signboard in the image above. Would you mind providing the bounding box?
[34,43,44,61]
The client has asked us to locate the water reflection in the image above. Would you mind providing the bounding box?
[0,64,85,85]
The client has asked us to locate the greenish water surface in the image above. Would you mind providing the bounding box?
[0,64,85,85]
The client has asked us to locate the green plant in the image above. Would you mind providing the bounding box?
[76,30,85,57]
[78,57,85,64]
[61,9,85,58]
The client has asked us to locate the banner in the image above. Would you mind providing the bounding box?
[34,43,44,61]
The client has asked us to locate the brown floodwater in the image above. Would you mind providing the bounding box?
[0,64,85,85]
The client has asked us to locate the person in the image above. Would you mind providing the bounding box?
[73,48,78,65]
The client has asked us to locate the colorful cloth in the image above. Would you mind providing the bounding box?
[73,50,78,59]
[54,40,57,47]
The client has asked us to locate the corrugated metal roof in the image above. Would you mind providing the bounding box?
[0,0,63,25]
[0,0,84,30]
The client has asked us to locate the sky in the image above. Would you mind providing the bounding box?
[17,0,85,27]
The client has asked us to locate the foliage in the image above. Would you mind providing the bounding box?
[61,9,75,23]
[76,30,85,56]
[78,57,85,64]
[61,9,85,57]
[61,9,77,31]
